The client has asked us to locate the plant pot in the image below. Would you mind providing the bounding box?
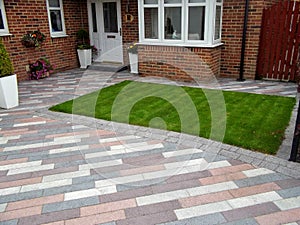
[128,52,138,74]
[0,74,19,109]
[77,49,92,69]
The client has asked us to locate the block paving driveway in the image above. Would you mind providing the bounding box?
[0,68,300,225]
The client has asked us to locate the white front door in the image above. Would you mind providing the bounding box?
[88,0,123,63]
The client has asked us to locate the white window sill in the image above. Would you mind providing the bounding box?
[51,34,68,38]
[138,41,224,48]
[0,33,12,37]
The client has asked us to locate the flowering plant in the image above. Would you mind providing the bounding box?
[29,57,54,80]
[21,30,46,48]
[128,43,138,54]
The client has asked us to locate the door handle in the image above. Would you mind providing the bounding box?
[119,28,122,36]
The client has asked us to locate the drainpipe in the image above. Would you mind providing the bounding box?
[237,0,250,81]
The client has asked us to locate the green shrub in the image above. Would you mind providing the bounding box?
[0,38,14,77]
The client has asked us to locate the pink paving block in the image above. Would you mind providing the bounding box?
[80,199,136,217]
[0,177,42,189]
[119,165,165,176]
[229,182,281,198]
[65,210,126,225]
[179,190,233,208]
[0,205,42,222]
[199,171,246,185]
[255,207,300,225]
[209,164,255,176]
[6,194,64,211]
[0,157,28,166]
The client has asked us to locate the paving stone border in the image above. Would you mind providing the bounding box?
[37,107,300,179]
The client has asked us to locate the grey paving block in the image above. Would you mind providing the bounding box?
[276,166,300,178]
[0,219,18,225]
[159,212,226,225]
[237,154,254,164]
[222,202,280,221]
[42,196,99,213]
[220,218,259,225]
[219,149,241,160]
[54,159,86,169]
[18,208,80,225]
[234,173,289,188]
[72,174,106,184]
[43,181,95,196]
[277,186,300,198]
[117,178,167,192]
[259,161,279,171]
[0,190,43,204]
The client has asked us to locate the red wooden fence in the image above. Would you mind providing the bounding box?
[256,1,300,81]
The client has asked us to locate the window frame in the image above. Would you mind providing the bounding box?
[213,0,223,43]
[0,0,10,36]
[138,0,223,47]
[46,0,67,38]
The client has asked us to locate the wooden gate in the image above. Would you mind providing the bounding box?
[256,1,300,81]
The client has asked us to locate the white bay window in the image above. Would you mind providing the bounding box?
[139,0,223,47]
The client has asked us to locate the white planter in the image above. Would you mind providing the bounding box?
[77,49,92,69]
[0,74,19,109]
[128,52,138,74]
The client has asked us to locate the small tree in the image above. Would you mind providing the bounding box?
[0,38,14,77]
[77,29,91,49]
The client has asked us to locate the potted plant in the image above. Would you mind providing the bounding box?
[127,43,138,74]
[0,38,19,109]
[28,57,54,80]
[77,29,92,69]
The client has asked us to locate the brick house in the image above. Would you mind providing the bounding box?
[0,0,283,82]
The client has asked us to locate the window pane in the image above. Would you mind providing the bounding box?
[103,2,118,33]
[188,6,205,40]
[164,0,181,4]
[144,0,158,4]
[50,10,63,32]
[144,8,158,39]
[0,9,4,29]
[214,5,221,40]
[49,0,60,7]
[91,3,97,32]
[164,7,181,40]
[189,0,205,3]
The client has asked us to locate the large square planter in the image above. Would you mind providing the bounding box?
[77,49,92,69]
[0,74,19,109]
[128,53,138,74]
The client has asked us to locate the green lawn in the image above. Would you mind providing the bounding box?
[49,80,296,154]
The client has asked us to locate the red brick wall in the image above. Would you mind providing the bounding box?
[221,0,280,79]
[2,0,88,81]
[2,0,283,82]
[138,45,222,82]
[121,0,139,65]
[121,0,222,81]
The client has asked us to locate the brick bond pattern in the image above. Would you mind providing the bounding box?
[2,0,88,81]
[2,0,286,82]
[0,69,300,225]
